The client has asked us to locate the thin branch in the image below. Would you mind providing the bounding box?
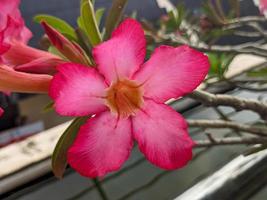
[195,136,267,147]
[188,119,267,136]
[188,90,267,120]
[227,16,267,25]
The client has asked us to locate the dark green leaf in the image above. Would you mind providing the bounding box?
[104,0,128,40]
[52,117,88,178]
[34,15,77,41]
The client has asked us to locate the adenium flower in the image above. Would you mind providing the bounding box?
[0,0,64,75]
[0,0,57,114]
[50,19,210,178]
[254,0,267,17]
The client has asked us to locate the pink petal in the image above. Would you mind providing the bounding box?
[0,64,52,93]
[2,41,64,74]
[68,111,133,178]
[132,99,194,169]
[0,107,4,117]
[1,12,32,44]
[14,56,65,75]
[0,0,20,31]
[254,0,267,15]
[41,22,89,65]
[93,18,146,84]
[49,63,108,116]
[134,45,210,103]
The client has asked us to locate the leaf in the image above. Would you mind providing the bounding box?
[42,101,54,113]
[80,0,102,46]
[52,117,88,178]
[34,14,77,41]
[247,68,267,77]
[103,0,128,40]
[95,8,105,26]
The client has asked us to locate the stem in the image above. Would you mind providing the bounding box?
[188,90,267,120]
[188,119,267,136]
[195,137,267,147]
[93,178,108,200]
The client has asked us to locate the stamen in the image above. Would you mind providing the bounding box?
[106,79,144,118]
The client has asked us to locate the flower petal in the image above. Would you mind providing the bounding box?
[2,41,64,74]
[93,18,146,84]
[68,111,133,178]
[0,107,4,117]
[49,63,108,117]
[0,64,52,93]
[132,99,194,169]
[134,45,210,103]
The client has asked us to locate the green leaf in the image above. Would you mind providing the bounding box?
[247,68,267,77]
[80,0,102,46]
[95,8,105,26]
[34,14,77,41]
[42,101,54,113]
[52,117,88,178]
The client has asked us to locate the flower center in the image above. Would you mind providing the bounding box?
[106,79,143,118]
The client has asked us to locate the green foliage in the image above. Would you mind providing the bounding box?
[79,0,102,46]
[95,8,105,26]
[208,52,235,78]
[42,101,54,113]
[247,67,267,77]
[34,14,77,41]
[160,3,187,33]
[52,117,88,178]
[104,0,128,39]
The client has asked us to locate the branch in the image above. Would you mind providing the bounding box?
[188,90,267,120]
[188,119,267,136]
[195,136,267,147]
[227,16,267,26]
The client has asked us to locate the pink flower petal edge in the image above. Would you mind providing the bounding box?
[254,0,267,16]
[68,111,133,177]
[49,63,108,116]
[134,45,210,103]
[93,18,146,84]
[132,99,195,169]
[0,107,4,117]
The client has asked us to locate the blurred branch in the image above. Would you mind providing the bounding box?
[195,136,267,147]
[227,16,267,26]
[188,119,267,136]
[188,90,267,120]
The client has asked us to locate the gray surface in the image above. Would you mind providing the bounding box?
[8,89,261,200]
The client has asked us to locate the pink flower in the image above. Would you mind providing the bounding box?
[49,19,210,178]
[0,0,32,45]
[254,0,267,16]
[0,0,64,75]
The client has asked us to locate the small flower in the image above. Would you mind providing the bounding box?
[254,0,267,17]
[50,19,210,178]
[0,0,64,75]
